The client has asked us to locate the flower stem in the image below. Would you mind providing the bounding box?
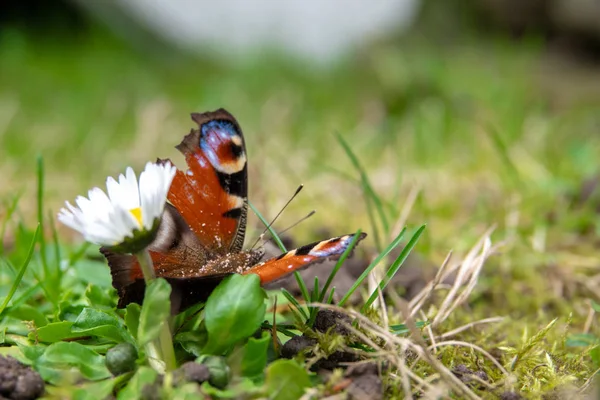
[136,249,156,283]
[135,249,177,372]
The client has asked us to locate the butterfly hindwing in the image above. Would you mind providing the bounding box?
[163,109,248,255]
[242,233,367,284]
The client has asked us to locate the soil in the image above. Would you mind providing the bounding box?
[0,356,44,400]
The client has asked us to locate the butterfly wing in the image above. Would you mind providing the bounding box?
[242,233,367,284]
[163,109,248,255]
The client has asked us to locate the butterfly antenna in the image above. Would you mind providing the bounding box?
[275,210,316,237]
[256,209,316,249]
[250,184,304,249]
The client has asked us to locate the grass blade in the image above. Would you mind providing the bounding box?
[0,223,40,316]
[319,229,362,302]
[363,193,382,251]
[326,287,336,305]
[68,242,91,266]
[36,156,50,280]
[281,288,308,320]
[48,209,62,278]
[248,201,287,252]
[0,192,22,255]
[362,225,426,312]
[336,133,389,236]
[338,227,407,307]
[486,123,523,189]
[307,276,320,326]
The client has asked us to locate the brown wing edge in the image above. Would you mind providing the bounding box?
[98,247,136,307]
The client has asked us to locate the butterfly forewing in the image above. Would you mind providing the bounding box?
[164,109,248,255]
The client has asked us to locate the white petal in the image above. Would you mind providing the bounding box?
[59,163,174,248]
[110,168,139,210]
[57,204,84,233]
[139,162,176,230]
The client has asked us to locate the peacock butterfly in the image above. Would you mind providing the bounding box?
[101,109,366,313]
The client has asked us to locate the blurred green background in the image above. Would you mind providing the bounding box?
[1,0,600,261]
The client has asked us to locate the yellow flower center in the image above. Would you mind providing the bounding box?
[129,207,143,227]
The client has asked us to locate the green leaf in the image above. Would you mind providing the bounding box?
[566,333,598,347]
[172,301,205,333]
[241,331,270,377]
[265,359,310,400]
[73,379,117,400]
[72,308,131,343]
[138,278,171,347]
[72,259,113,288]
[175,329,207,358]
[390,320,430,335]
[125,303,141,341]
[36,342,111,384]
[8,304,48,328]
[85,284,115,308]
[592,301,600,313]
[204,274,266,354]
[591,346,600,368]
[117,366,158,400]
[201,378,260,398]
[36,321,77,342]
[19,343,46,363]
[57,301,85,322]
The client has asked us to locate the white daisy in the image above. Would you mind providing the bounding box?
[58,161,177,251]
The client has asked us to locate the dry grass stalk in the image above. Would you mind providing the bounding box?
[432,227,497,328]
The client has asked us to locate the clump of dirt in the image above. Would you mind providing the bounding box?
[452,364,489,388]
[499,391,524,400]
[0,355,44,400]
[281,334,359,370]
[143,360,218,397]
[280,310,360,371]
[281,310,359,371]
[280,335,317,359]
[313,308,352,336]
[344,363,383,400]
[173,361,210,385]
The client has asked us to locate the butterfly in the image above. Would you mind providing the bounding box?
[101,109,366,313]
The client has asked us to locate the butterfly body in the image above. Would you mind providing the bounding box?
[101,109,366,312]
